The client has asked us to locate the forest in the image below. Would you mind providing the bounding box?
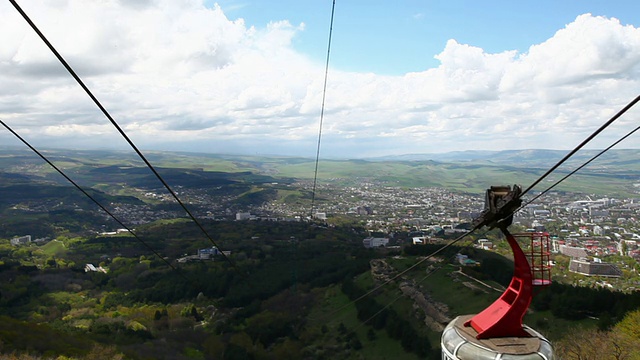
[1,219,640,359]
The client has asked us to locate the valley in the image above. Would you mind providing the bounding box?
[1,147,640,359]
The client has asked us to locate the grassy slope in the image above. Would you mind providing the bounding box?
[2,148,638,196]
[277,159,637,196]
[308,285,420,360]
[355,258,594,347]
[39,240,67,257]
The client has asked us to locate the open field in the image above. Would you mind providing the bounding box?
[2,147,638,197]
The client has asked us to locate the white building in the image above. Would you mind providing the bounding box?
[313,212,327,220]
[363,237,388,248]
[593,225,604,236]
[412,236,426,245]
[477,239,493,250]
[198,247,222,259]
[236,212,252,220]
[84,264,107,273]
[10,235,31,246]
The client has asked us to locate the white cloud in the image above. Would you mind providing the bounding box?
[501,14,640,91]
[1,2,639,158]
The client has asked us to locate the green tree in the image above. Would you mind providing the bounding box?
[45,257,57,268]
[614,309,640,355]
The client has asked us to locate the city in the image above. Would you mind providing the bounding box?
[12,174,638,291]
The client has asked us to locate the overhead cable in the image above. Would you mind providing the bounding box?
[327,95,640,324]
[522,121,640,209]
[314,227,480,322]
[333,229,490,328]
[309,0,336,219]
[0,118,198,288]
[9,0,240,274]
[522,94,640,195]
[351,249,481,332]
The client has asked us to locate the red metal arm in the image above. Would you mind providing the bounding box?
[464,227,532,339]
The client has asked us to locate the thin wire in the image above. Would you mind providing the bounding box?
[351,258,447,332]
[353,98,640,326]
[343,232,487,330]
[313,227,478,322]
[309,0,336,219]
[522,122,640,209]
[9,0,240,274]
[0,118,198,287]
[324,97,640,325]
[12,0,634,321]
[521,94,640,196]
[320,96,640,323]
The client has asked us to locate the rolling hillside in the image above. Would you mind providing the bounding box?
[1,147,639,197]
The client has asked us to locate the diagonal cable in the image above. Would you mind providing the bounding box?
[309,0,336,219]
[522,94,640,195]
[312,227,479,322]
[1,118,199,287]
[318,96,640,323]
[319,95,640,323]
[522,122,640,209]
[350,255,449,332]
[335,233,487,328]
[9,0,239,273]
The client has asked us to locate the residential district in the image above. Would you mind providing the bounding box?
[157,181,640,291]
[9,180,640,291]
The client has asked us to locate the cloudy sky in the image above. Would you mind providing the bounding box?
[1,0,640,158]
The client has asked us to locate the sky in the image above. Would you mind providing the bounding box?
[1,0,640,159]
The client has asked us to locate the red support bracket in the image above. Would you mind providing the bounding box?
[465,184,552,339]
[464,227,533,339]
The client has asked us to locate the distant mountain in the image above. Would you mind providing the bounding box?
[1,147,638,197]
[369,150,499,162]
[369,149,640,168]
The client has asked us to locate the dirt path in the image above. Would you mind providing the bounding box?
[454,267,504,293]
[370,259,451,332]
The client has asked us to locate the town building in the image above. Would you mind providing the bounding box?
[178,247,232,263]
[236,212,252,220]
[84,263,108,273]
[477,239,493,250]
[559,245,588,259]
[412,236,427,245]
[455,253,478,266]
[314,212,327,220]
[10,235,31,246]
[568,259,622,277]
[198,247,222,259]
[363,237,388,248]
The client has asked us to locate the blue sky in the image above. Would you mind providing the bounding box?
[217,0,640,74]
[1,1,640,158]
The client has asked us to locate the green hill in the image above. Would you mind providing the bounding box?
[2,147,638,196]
